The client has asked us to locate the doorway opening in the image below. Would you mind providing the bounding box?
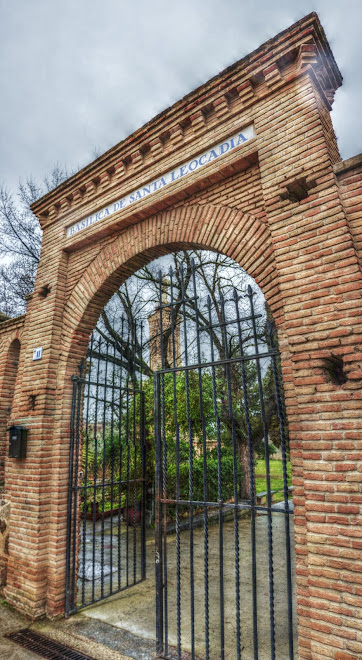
[66,250,297,660]
[0,337,21,492]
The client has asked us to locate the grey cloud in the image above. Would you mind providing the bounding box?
[0,0,361,194]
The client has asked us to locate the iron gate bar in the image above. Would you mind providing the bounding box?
[150,349,281,374]
[268,322,294,660]
[140,384,147,581]
[80,478,145,489]
[155,298,263,328]
[133,371,137,583]
[233,286,259,659]
[83,381,140,391]
[183,267,197,660]
[192,264,210,660]
[156,498,292,512]
[100,338,108,599]
[155,293,199,310]
[81,339,92,604]
[201,312,263,330]
[109,338,116,593]
[170,272,182,660]
[66,260,295,659]
[126,385,130,586]
[91,337,102,604]
[220,290,241,659]
[66,326,147,616]
[158,280,167,655]
[117,317,125,592]
[155,373,163,656]
[248,287,276,660]
[207,297,225,660]
[153,262,295,660]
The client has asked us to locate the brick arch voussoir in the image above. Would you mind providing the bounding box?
[63,203,280,367]
[0,328,23,356]
[0,330,23,396]
[0,332,23,482]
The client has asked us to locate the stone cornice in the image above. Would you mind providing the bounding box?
[334,154,362,176]
[0,314,26,335]
[31,12,342,227]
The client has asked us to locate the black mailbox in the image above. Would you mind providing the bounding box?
[9,426,27,458]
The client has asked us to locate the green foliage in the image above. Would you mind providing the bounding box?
[255,440,278,460]
[80,348,288,510]
[81,394,145,511]
[166,444,240,504]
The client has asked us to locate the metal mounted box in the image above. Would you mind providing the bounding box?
[9,426,27,459]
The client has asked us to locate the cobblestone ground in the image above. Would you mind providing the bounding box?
[80,510,297,659]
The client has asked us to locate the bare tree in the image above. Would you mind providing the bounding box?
[0,164,74,316]
[94,249,279,500]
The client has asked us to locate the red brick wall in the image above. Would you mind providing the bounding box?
[1,13,362,659]
[253,75,362,659]
[336,157,362,270]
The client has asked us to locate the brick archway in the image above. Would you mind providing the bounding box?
[64,204,280,355]
[41,203,290,622]
[2,13,362,658]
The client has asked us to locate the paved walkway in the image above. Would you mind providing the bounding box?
[0,511,296,660]
[82,511,297,659]
[0,601,134,660]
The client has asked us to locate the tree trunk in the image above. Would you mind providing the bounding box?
[239,442,252,501]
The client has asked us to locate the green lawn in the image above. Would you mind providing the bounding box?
[255,458,292,500]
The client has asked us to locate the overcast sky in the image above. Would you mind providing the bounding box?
[0,0,361,195]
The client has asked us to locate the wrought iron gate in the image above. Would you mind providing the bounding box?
[65,331,146,615]
[153,265,296,660]
[66,260,296,659]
